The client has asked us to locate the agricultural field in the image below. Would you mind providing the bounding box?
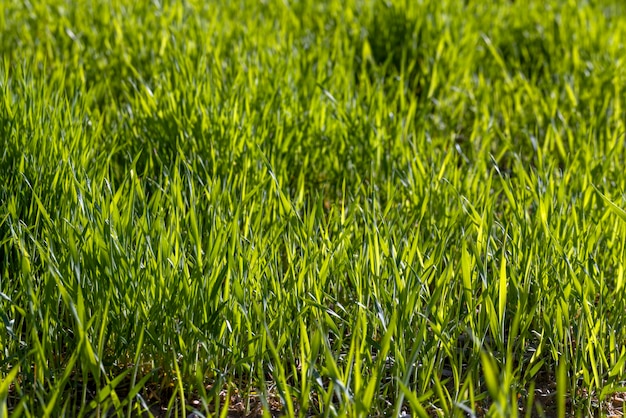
[2,0,626,416]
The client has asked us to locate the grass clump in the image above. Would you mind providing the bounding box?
[1,0,626,417]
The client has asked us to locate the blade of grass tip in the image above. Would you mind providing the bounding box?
[498,234,507,332]
[481,351,500,406]
[593,185,626,222]
[461,242,474,328]
[608,349,626,378]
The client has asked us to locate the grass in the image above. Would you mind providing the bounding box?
[1,0,626,416]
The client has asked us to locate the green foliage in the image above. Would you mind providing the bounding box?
[1,0,626,417]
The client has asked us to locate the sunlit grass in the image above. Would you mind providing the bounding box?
[1,0,626,416]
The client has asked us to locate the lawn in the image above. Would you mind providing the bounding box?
[1,0,626,416]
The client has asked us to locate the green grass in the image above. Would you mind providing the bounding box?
[1,0,626,416]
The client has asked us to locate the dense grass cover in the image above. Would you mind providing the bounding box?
[1,0,626,416]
